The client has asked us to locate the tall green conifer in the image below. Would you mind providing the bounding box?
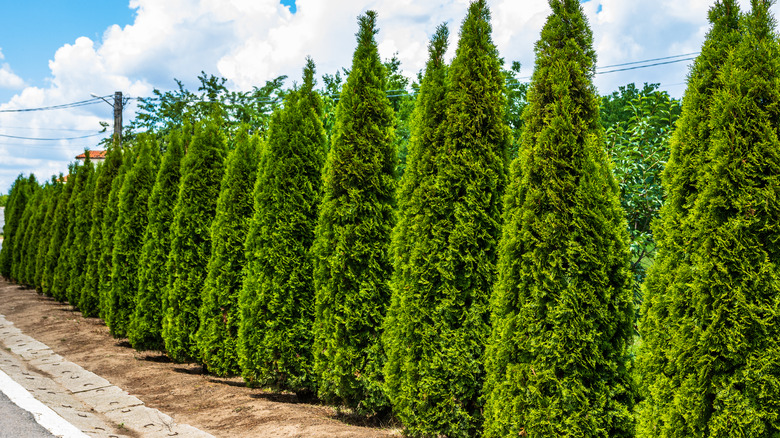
[43,166,77,297]
[107,137,159,337]
[643,2,780,435]
[238,60,326,394]
[81,147,123,317]
[311,11,396,414]
[129,130,186,351]
[195,129,259,376]
[483,1,634,436]
[66,160,96,305]
[52,158,92,302]
[35,177,62,292]
[162,120,227,362]
[0,174,35,279]
[12,182,41,283]
[636,2,742,436]
[98,149,132,320]
[23,184,52,287]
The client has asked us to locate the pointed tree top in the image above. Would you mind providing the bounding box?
[303,57,316,93]
[357,10,379,48]
[428,23,449,68]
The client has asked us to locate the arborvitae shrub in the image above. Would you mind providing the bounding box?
[643,2,780,435]
[635,1,742,436]
[163,119,227,362]
[98,148,132,320]
[129,130,186,351]
[312,10,396,414]
[483,1,634,436]
[43,165,77,297]
[12,181,41,284]
[52,158,92,303]
[35,177,63,292]
[23,183,52,287]
[66,159,96,305]
[195,128,259,376]
[238,59,326,394]
[107,137,159,337]
[0,174,35,279]
[81,146,123,317]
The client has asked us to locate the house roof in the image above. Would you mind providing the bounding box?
[75,150,107,160]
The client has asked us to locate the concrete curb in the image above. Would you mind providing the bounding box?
[0,315,215,438]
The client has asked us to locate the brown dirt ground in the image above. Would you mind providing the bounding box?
[0,280,399,438]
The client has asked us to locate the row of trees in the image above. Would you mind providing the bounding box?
[5,0,774,436]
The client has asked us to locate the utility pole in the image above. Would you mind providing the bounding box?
[113,91,123,145]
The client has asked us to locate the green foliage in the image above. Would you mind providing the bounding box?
[639,1,780,436]
[195,129,259,376]
[22,184,51,287]
[0,174,36,279]
[35,178,62,292]
[238,60,325,393]
[11,181,41,284]
[52,158,93,303]
[0,194,8,208]
[483,1,635,437]
[635,2,742,436]
[132,73,286,137]
[42,167,76,296]
[603,85,682,302]
[129,130,186,351]
[505,60,529,161]
[106,137,159,337]
[311,10,396,415]
[81,147,123,317]
[98,149,133,319]
[66,159,97,305]
[162,120,227,362]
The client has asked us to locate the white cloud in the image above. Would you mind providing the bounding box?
[3,0,780,192]
[0,49,25,90]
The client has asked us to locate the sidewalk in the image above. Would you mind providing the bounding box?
[0,314,214,438]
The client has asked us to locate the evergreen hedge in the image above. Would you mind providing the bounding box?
[22,183,51,286]
[635,1,742,435]
[482,1,634,436]
[311,10,396,414]
[0,174,35,279]
[35,177,62,292]
[12,181,41,284]
[196,128,259,376]
[66,159,96,306]
[107,137,159,337]
[43,165,77,296]
[238,59,326,394]
[81,146,123,317]
[129,130,186,351]
[162,119,227,362]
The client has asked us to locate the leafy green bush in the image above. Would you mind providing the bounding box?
[483,1,635,436]
[238,60,325,394]
[66,160,97,306]
[35,177,63,292]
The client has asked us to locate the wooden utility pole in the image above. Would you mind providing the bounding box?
[113,91,123,144]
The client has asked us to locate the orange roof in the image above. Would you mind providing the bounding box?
[75,150,107,160]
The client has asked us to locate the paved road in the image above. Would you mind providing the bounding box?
[0,390,55,438]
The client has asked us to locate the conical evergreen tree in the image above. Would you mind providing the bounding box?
[162,119,228,362]
[311,10,396,414]
[12,181,41,283]
[195,129,259,376]
[635,2,742,436]
[66,159,96,305]
[129,130,186,351]
[81,146,123,317]
[52,157,92,302]
[238,60,326,393]
[106,137,159,337]
[643,2,780,435]
[98,148,133,320]
[43,166,77,297]
[23,183,52,287]
[35,177,63,292]
[483,1,634,436]
[0,174,35,279]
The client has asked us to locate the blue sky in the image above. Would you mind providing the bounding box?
[0,0,774,193]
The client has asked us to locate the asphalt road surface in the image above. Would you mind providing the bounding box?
[0,390,56,438]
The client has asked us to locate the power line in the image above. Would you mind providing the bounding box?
[0,97,110,113]
[598,52,700,69]
[597,57,697,74]
[0,132,105,141]
[0,126,99,132]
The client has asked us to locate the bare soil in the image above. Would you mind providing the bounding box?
[0,280,398,438]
